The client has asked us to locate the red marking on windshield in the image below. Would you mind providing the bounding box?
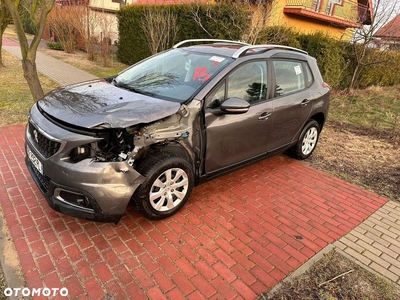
[193,67,210,82]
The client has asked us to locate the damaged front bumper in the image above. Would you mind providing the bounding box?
[25,105,145,223]
[25,154,144,223]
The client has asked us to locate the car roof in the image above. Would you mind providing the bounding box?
[173,39,309,59]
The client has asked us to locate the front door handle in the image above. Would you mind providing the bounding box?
[258,112,272,120]
[301,99,310,107]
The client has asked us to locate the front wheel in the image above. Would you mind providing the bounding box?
[132,153,194,220]
[290,120,320,160]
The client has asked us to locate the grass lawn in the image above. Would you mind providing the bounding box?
[0,47,128,127]
[330,86,400,131]
[0,272,5,300]
[0,50,59,126]
[264,250,400,299]
[39,48,128,79]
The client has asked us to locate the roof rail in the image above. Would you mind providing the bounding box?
[173,39,250,49]
[232,44,308,59]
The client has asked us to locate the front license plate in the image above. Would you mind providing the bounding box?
[27,146,43,175]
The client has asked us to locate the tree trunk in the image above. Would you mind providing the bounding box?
[21,58,44,101]
[0,36,3,67]
[348,64,359,91]
[0,13,8,68]
[3,0,54,101]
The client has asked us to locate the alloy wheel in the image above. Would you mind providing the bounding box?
[149,168,189,212]
[301,127,318,156]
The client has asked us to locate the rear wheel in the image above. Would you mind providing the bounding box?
[132,153,194,220]
[290,120,320,160]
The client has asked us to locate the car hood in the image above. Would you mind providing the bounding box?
[37,79,181,128]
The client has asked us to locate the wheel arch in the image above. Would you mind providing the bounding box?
[137,142,197,174]
[158,143,194,164]
[131,149,195,220]
[309,112,325,130]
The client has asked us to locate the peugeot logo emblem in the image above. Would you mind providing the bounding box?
[33,129,39,144]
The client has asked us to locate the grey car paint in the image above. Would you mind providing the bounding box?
[201,56,328,174]
[38,79,181,128]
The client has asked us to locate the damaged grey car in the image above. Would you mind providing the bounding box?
[25,39,330,223]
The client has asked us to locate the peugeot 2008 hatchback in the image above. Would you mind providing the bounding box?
[25,39,330,223]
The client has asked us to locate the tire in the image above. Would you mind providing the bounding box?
[290,120,320,160]
[132,153,194,220]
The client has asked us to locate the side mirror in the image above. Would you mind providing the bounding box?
[220,97,250,114]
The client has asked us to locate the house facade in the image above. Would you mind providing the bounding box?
[268,0,373,40]
[53,0,373,44]
[373,14,400,51]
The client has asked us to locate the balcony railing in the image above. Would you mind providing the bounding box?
[284,0,370,28]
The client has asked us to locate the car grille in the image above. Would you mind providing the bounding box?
[28,122,61,158]
[29,161,50,193]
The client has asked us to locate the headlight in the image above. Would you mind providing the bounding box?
[69,145,91,162]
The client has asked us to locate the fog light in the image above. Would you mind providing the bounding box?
[77,196,90,208]
[54,188,94,211]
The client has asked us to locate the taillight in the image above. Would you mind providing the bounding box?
[322,82,330,89]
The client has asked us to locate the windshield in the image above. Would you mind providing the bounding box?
[114,49,233,103]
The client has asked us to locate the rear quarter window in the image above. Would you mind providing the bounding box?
[304,63,314,87]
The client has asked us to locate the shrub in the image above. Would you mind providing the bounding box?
[257,28,354,89]
[20,9,36,35]
[356,48,400,88]
[47,6,80,53]
[297,32,353,89]
[117,3,247,65]
[257,26,300,48]
[46,41,64,51]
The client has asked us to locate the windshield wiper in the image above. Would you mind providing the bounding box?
[113,79,157,97]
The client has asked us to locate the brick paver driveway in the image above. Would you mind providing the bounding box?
[0,124,388,299]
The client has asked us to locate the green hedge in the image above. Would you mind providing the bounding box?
[117,5,400,90]
[260,29,400,89]
[356,48,400,88]
[117,3,247,65]
[256,26,301,48]
[297,32,353,89]
[256,28,353,89]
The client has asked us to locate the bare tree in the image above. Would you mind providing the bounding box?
[47,5,80,53]
[189,0,275,44]
[96,10,115,66]
[69,5,98,61]
[349,0,400,90]
[140,7,178,55]
[245,0,276,44]
[48,5,116,65]
[3,0,55,100]
[0,0,12,67]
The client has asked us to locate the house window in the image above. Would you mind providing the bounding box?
[326,0,343,16]
[312,0,322,12]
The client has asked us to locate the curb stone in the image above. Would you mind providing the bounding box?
[0,205,28,300]
[264,244,335,299]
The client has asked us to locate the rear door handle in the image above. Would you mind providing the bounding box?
[258,112,272,120]
[301,99,310,107]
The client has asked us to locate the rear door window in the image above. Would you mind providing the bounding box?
[273,61,306,96]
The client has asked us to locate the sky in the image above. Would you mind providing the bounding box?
[373,0,400,26]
